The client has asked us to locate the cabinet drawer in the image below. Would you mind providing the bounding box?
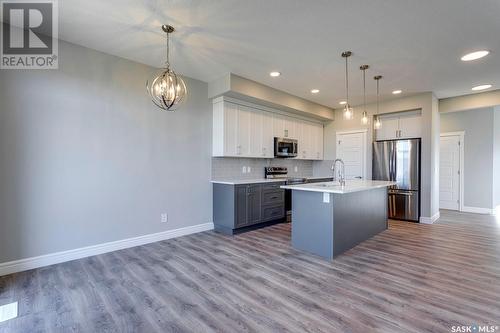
[262,190,284,205]
[261,205,285,222]
[262,182,285,192]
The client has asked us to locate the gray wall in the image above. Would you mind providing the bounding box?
[440,107,495,209]
[313,93,440,220]
[495,107,500,208]
[0,40,213,263]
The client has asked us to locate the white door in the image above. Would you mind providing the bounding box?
[375,117,399,141]
[440,135,461,210]
[336,131,366,179]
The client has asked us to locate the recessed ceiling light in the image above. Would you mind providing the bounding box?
[311,89,320,94]
[471,84,492,91]
[392,90,402,95]
[461,50,490,62]
[339,101,347,105]
[269,71,281,77]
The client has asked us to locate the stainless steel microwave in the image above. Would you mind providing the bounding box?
[274,137,298,158]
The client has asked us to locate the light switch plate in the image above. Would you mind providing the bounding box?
[242,166,247,173]
[0,302,18,323]
[323,193,330,203]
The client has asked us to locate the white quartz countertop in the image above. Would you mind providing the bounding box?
[211,176,333,185]
[280,180,397,194]
[211,178,286,185]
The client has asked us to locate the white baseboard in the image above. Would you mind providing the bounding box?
[462,206,494,215]
[0,222,214,277]
[419,211,440,224]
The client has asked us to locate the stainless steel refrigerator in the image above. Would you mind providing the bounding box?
[373,139,421,222]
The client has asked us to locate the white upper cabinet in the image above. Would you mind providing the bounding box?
[248,108,262,157]
[295,120,324,160]
[237,105,252,156]
[312,122,324,160]
[272,114,285,138]
[398,114,422,139]
[213,98,324,160]
[261,111,274,158]
[273,114,296,139]
[375,117,399,141]
[375,111,422,141]
[249,109,274,158]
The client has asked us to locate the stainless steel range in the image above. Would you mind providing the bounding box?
[264,167,309,219]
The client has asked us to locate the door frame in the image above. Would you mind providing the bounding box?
[336,129,368,180]
[440,131,465,212]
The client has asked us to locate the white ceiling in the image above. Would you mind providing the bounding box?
[57,0,500,108]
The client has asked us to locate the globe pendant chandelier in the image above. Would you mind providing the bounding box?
[146,25,187,111]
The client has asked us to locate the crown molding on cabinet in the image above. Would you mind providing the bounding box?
[209,73,335,121]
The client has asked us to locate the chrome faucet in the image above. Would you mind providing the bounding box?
[331,159,346,186]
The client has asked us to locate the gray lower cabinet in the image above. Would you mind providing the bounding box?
[213,181,285,235]
[235,184,262,227]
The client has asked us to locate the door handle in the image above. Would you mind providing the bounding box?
[354,176,362,179]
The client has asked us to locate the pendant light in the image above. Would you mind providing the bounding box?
[341,51,353,120]
[374,75,383,129]
[146,25,187,111]
[360,65,369,125]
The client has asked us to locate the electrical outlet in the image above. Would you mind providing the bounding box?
[161,213,168,223]
[242,166,247,173]
[294,165,298,172]
[247,166,251,173]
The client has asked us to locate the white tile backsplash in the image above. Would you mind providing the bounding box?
[212,157,314,180]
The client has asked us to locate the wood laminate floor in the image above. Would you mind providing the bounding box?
[1,210,500,333]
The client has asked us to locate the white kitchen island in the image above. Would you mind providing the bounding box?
[281,180,396,260]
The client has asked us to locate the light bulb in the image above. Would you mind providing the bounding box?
[374,118,382,129]
[343,105,353,120]
[361,112,368,125]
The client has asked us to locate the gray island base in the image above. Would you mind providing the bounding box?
[281,180,395,260]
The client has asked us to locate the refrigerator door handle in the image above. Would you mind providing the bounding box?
[391,145,397,181]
